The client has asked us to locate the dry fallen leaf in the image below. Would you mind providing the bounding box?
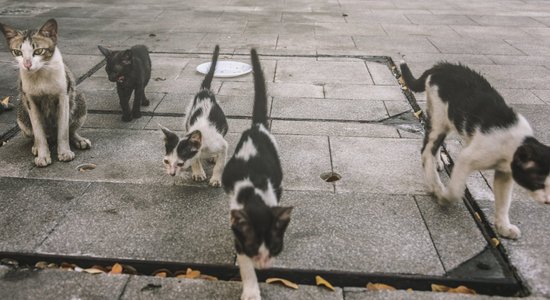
[153,268,173,277]
[491,238,500,247]
[474,212,481,222]
[200,274,218,281]
[110,263,123,274]
[35,261,48,269]
[266,278,299,290]
[155,272,167,278]
[366,282,396,291]
[413,110,423,119]
[431,284,476,294]
[83,268,105,274]
[315,276,335,291]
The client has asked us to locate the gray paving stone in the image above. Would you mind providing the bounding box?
[0,266,9,278]
[330,137,427,195]
[171,20,247,34]
[344,12,412,24]
[38,182,234,264]
[276,191,444,275]
[469,15,546,27]
[271,97,388,122]
[314,23,387,36]
[271,120,399,138]
[405,14,477,25]
[381,24,460,37]
[282,12,347,23]
[244,22,316,35]
[0,134,36,178]
[198,33,278,52]
[429,37,523,55]
[354,36,440,54]
[365,61,397,86]
[220,11,282,23]
[451,25,529,40]
[415,196,487,271]
[268,82,324,99]
[63,54,104,80]
[84,90,166,113]
[122,276,343,300]
[275,60,372,85]
[475,64,550,90]
[146,116,251,134]
[531,90,550,105]
[324,84,404,101]
[276,135,332,192]
[498,89,545,105]
[124,32,205,53]
[399,52,494,65]
[0,269,129,300]
[344,288,521,299]
[0,177,90,252]
[83,114,153,130]
[504,38,550,56]
[512,105,550,145]
[277,34,357,52]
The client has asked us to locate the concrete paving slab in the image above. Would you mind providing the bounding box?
[83,114,153,130]
[405,14,477,25]
[330,137,427,195]
[84,90,166,113]
[344,288,522,299]
[365,61,397,86]
[428,37,523,55]
[63,54,103,80]
[319,84,405,102]
[495,38,550,56]
[271,120,399,138]
[171,20,247,34]
[513,104,550,144]
[198,33,278,52]
[124,32,205,53]
[0,136,36,178]
[276,135,332,192]
[275,60,373,85]
[381,24,460,37]
[314,23,387,36]
[146,116,251,134]
[0,177,90,252]
[531,89,550,105]
[37,182,234,264]
[0,269,129,300]
[451,25,529,40]
[244,22,316,35]
[220,11,283,23]
[122,276,343,300]
[276,191,444,275]
[277,34,357,52]
[268,82,324,99]
[353,36,440,54]
[498,89,545,105]
[415,196,487,271]
[469,15,546,27]
[271,97,388,121]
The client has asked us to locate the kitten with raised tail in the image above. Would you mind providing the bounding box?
[401,62,550,239]
[222,49,293,300]
[160,45,228,187]
[98,44,151,122]
[0,19,91,167]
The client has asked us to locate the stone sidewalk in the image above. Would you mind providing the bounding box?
[0,0,549,299]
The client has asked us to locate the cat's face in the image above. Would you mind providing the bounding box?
[512,140,550,204]
[231,199,292,269]
[0,19,58,73]
[160,126,201,176]
[98,45,132,83]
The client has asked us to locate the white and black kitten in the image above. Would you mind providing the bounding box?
[222,49,293,300]
[98,44,151,122]
[0,19,90,167]
[401,62,550,239]
[160,45,228,187]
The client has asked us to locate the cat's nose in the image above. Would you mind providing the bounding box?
[23,60,32,70]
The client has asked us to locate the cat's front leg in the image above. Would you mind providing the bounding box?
[27,98,51,167]
[191,159,207,181]
[209,140,228,187]
[117,85,133,122]
[57,94,75,162]
[237,254,261,300]
[132,84,146,119]
[493,170,521,239]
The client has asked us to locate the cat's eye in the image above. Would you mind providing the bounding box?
[163,159,169,164]
[177,162,184,167]
[33,48,46,56]
[11,49,22,56]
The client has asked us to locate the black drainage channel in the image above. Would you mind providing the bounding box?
[0,252,521,296]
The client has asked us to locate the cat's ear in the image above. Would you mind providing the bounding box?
[514,144,538,169]
[38,19,58,43]
[121,50,132,65]
[272,206,293,230]
[0,23,20,41]
[189,130,202,150]
[159,124,179,144]
[97,45,112,57]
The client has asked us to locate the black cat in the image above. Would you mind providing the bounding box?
[98,44,151,122]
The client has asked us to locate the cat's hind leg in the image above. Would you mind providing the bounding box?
[421,115,447,198]
[69,93,91,150]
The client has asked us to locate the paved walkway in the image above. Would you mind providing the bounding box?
[0,0,549,299]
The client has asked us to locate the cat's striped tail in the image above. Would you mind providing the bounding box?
[251,48,268,128]
[201,45,220,90]
[400,62,430,93]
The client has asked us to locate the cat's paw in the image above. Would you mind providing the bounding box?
[241,288,261,300]
[192,172,207,182]
[496,223,521,239]
[58,150,75,162]
[436,155,445,172]
[121,114,132,122]
[209,177,222,187]
[74,137,92,150]
[142,98,150,106]
[435,190,459,206]
[132,110,142,119]
[35,155,52,167]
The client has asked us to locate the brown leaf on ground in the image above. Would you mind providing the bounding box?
[152,268,173,277]
[431,284,476,294]
[200,274,218,281]
[83,268,105,274]
[266,278,299,290]
[491,238,500,247]
[35,261,48,269]
[366,282,396,291]
[110,263,123,274]
[155,272,167,278]
[315,275,335,291]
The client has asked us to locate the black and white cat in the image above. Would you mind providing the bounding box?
[98,44,151,122]
[222,49,293,300]
[401,62,550,239]
[0,19,90,167]
[160,45,228,187]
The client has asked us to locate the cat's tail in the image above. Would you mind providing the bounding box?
[201,45,220,90]
[251,48,268,128]
[400,62,430,92]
